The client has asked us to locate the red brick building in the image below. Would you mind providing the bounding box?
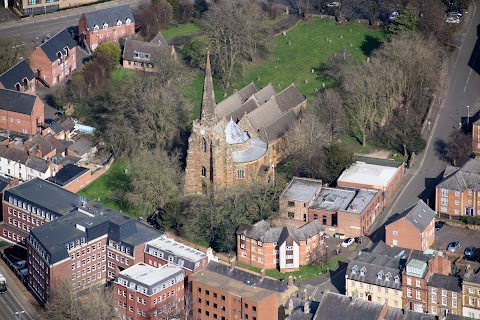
[280,177,323,222]
[0,89,44,134]
[435,158,480,218]
[427,273,463,316]
[189,261,290,320]
[79,5,135,52]
[236,220,324,272]
[144,236,208,276]
[385,200,436,251]
[473,120,480,153]
[0,60,36,95]
[30,29,77,87]
[115,263,185,320]
[337,157,405,206]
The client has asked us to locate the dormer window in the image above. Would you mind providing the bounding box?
[125,18,131,25]
[351,265,358,274]
[102,22,108,29]
[93,25,99,31]
[360,266,367,276]
[394,275,400,283]
[385,272,392,281]
[116,20,122,26]
[377,270,384,280]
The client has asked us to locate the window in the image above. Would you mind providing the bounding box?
[392,230,398,236]
[452,299,457,307]
[407,288,412,298]
[431,294,437,303]
[441,198,448,206]
[201,167,206,177]
[416,290,421,300]
[441,189,448,197]
[415,280,421,287]
[288,212,294,219]
[202,138,207,152]
[237,169,245,179]
[441,296,447,306]
[407,277,412,285]
[431,306,437,314]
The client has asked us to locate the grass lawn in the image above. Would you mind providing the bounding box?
[111,68,136,84]
[162,23,202,41]
[77,161,135,216]
[236,255,344,281]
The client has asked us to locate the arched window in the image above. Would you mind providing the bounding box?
[202,138,207,153]
[201,167,207,177]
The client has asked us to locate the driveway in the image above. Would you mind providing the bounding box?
[433,224,480,254]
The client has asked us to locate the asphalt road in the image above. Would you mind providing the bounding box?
[0,0,141,43]
[433,224,480,254]
[0,289,33,320]
[369,0,480,239]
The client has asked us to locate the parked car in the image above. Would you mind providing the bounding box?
[13,260,27,270]
[446,16,460,23]
[435,221,445,230]
[44,118,56,125]
[465,248,480,262]
[19,268,28,278]
[447,8,463,17]
[447,241,460,252]
[326,2,340,7]
[341,237,355,248]
[464,246,476,257]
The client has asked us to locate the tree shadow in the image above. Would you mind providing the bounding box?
[433,138,448,161]
[360,35,382,56]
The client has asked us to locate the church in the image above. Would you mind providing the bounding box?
[184,55,307,195]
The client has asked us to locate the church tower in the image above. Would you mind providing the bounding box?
[184,54,227,195]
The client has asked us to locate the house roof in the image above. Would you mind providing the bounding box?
[59,118,75,132]
[82,5,134,30]
[26,156,49,173]
[463,272,480,284]
[0,60,35,90]
[281,177,323,203]
[253,83,276,104]
[0,88,38,115]
[122,39,172,62]
[390,200,436,232]
[150,32,168,45]
[347,251,405,290]
[262,109,298,143]
[437,158,480,191]
[68,136,95,156]
[427,273,461,292]
[337,161,401,188]
[275,85,306,112]
[0,143,29,165]
[383,308,436,320]
[37,29,76,63]
[0,175,11,192]
[47,164,89,187]
[314,292,385,320]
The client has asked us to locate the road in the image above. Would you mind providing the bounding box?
[0,289,33,320]
[369,0,480,240]
[0,0,141,43]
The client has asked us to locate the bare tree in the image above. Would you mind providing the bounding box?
[311,88,346,143]
[136,0,174,40]
[445,130,472,166]
[203,0,272,87]
[0,37,26,74]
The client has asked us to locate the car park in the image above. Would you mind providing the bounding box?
[464,246,476,257]
[341,237,355,248]
[435,221,445,230]
[447,241,460,252]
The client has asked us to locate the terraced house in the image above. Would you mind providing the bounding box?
[462,273,480,318]
[0,89,44,134]
[0,60,36,95]
[436,158,480,218]
[427,273,462,316]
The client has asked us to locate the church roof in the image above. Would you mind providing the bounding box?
[225,119,249,145]
[199,54,217,125]
[232,137,267,163]
[246,97,283,131]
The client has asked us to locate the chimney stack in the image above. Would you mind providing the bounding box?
[303,301,310,314]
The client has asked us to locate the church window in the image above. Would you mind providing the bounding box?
[202,138,207,153]
[237,169,245,179]
[201,167,207,177]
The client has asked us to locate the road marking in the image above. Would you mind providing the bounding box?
[0,296,15,316]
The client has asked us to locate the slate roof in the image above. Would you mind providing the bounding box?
[262,109,298,143]
[463,272,480,284]
[37,29,76,63]
[246,97,283,131]
[0,176,11,192]
[122,39,172,62]
[238,83,257,101]
[281,177,323,203]
[82,5,134,30]
[68,136,95,156]
[47,164,89,187]
[48,123,64,134]
[313,292,385,320]
[275,85,306,112]
[370,240,412,259]
[0,89,38,115]
[227,97,259,123]
[347,251,405,290]
[26,156,49,173]
[383,308,436,320]
[427,273,461,292]
[391,200,436,232]
[216,92,245,119]
[237,219,323,245]
[253,83,276,104]
[150,32,168,45]
[437,158,480,191]
[0,60,35,90]
[59,118,75,132]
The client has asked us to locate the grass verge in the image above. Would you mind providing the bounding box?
[162,23,202,41]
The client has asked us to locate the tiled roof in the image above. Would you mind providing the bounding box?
[68,136,94,156]
[437,158,480,191]
[262,109,298,143]
[313,292,385,320]
[82,5,134,30]
[275,85,306,112]
[150,32,168,45]
[427,273,461,292]
[26,156,49,173]
[37,29,76,63]
[122,39,173,62]
[226,97,259,123]
[253,83,276,104]
[237,83,257,101]
[0,89,38,115]
[463,272,480,284]
[392,200,436,232]
[246,96,283,130]
[0,60,34,91]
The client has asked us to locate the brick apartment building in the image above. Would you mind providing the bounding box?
[189,261,291,320]
[427,273,462,316]
[236,219,324,272]
[307,186,383,237]
[463,273,480,318]
[402,251,451,313]
[79,5,135,52]
[0,89,44,134]
[337,157,405,206]
[30,29,77,87]
[144,236,208,276]
[115,263,185,320]
[385,200,436,251]
[345,251,405,309]
[473,120,480,153]
[13,0,105,16]
[0,60,36,95]
[436,158,480,218]
[279,177,323,222]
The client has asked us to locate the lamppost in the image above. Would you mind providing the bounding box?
[467,105,470,125]
[428,121,431,132]
[15,311,25,320]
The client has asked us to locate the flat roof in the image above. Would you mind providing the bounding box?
[337,161,400,188]
[119,263,183,287]
[282,177,322,202]
[310,188,356,211]
[344,189,378,214]
[146,236,206,263]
